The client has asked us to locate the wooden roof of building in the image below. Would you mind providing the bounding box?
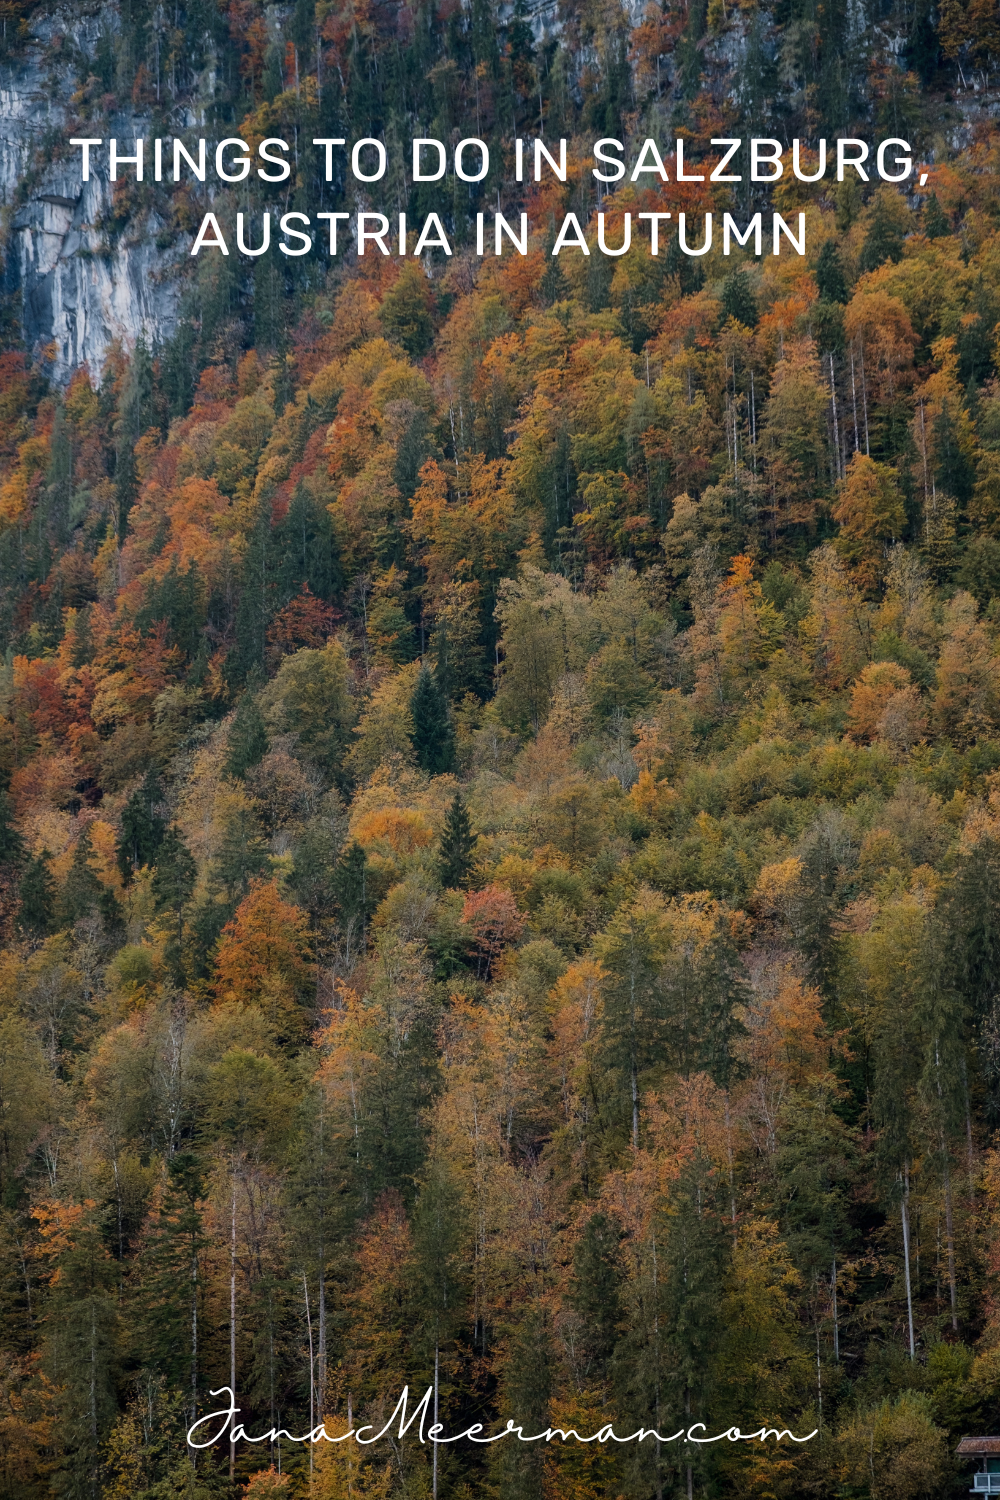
[957,1438,1000,1455]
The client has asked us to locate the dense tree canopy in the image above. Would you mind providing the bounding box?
[3,2,1000,1497]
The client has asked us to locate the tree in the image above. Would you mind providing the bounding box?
[138,1154,208,1418]
[117,770,167,881]
[18,850,54,936]
[569,1213,623,1382]
[0,790,24,866]
[332,840,370,950]
[259,640,356,785]
[33,1200,120,1497]
[379,263,435,358]
[594,888,670,1150]
[832,453,907,591]
[923,193,949,239]
[720,268,758,327]
[815,238,848,303]
[494,568,591,734]
[760,339,831,542]
[275,480,342,606]
[213,880,313,1017]
[490,1302,554,1500]
[410,663,454,775]
[152,825,197,971]
[227,691,269,780]
[837,1392,947,1498]
[57,826,105,928]
[859,191,906,272]
[656,1155,730,1497]
[439,792,475,888]
[932,397,974,505]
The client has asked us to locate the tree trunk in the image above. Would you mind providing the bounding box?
[831,1253,839,1362]
[433,1342,439,1500]
[901,1164,915,1359]
[230,1173,237,1482]
[942,1142,959,1332]
[304,1273,315,1490]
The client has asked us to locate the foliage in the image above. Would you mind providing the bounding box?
[3,18,1000,1499]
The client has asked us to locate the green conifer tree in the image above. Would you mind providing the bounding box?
[720,268,758,327]
[410,663,455,775]
[152,826,197,968]
[923,193,949,239]
[117,771,167,882]
[859,197,905,272]
[57,826,104,928]
[933,398,974,504]
[332,840,369,953]
[215,801,269,898]
[0,790,25,866]
[18,850,54,936]
[378,263,435,358]
[138,1153,208,1419]
[226,691,269,780]
[569,1213,623,1379]
[815,238,849,303]
[439,792,475,888]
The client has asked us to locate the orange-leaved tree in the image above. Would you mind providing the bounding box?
[213,880,313,1021]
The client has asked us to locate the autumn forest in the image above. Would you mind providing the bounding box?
[3,0,1000,1497]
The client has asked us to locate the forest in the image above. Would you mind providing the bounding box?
[3,0,1000,1497]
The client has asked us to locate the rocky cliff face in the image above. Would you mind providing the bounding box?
[0,7,184,383]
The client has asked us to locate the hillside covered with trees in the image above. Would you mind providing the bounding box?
[3,0,1000,1497]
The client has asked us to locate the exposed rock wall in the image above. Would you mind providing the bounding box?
[0,7,184,383]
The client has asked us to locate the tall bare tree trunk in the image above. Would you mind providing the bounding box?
[433,1342,439,1500]
[304,1273,315,1491]
[901,1163,915,1359]
[230,1170,237,1483]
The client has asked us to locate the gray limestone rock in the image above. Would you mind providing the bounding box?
[0,6,185,382]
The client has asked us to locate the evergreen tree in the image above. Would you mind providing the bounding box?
[226,690,269,779]
[816,238,849,303]
[57,826,104,927]
[152,825,197,969]
[138,1153,208,1418]
[859,196,905,272]
[923,193,950,239]
[657,1157,728,1495]
[184,896,232,982]
[720,268,758,327]
[594,893,669,1150]
[491,1303,554,1500]
[230,506,276,682]
[115,335,155,539]
[540,238,569,305]
[254,252,286,353]
[812,299,845,356]
[18,850,54,936]
[275,480,342,604]
[410,663,455,775]
[215,800,270,898]
[569,1212,623,1380]
[0,790,25,866]
[262,39,283,101]
[117,771,167,882]
[933,398,975,505]
[40,1204,120,1499]
[378,263,435,358]
[288,791,346,920]
[43,402,73,557]
[439,792,475,888]
[136,559,205,661]
[332,841,369,946]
